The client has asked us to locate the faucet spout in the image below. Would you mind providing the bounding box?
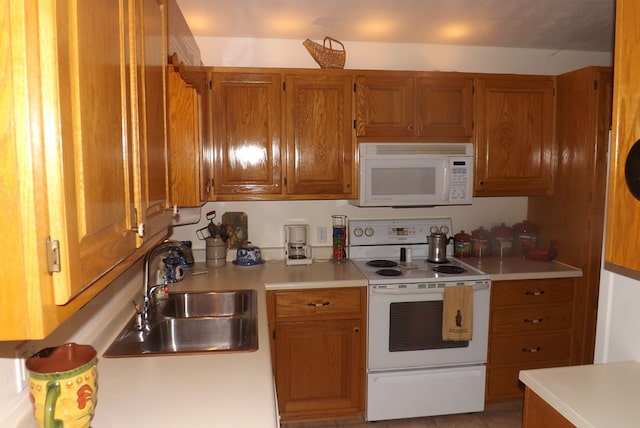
[141,240,194,326]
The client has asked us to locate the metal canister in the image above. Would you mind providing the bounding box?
[471,227,491,258]
[454,230,472,258]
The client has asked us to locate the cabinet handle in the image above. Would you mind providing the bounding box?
[407,124,414,131]
[522,346,542,353]
[354,327,360,334]
[133,223,145,238]
[524,318,544,324]
[307,301,330,307]
[525,290,545,296]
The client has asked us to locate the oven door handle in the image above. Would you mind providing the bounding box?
[370,282,489,295]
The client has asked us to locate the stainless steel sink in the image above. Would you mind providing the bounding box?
[143,317,256,353]
[104,289,258,357]
[162,290,253,318]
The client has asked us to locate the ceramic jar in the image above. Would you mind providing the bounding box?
[454,230,472,258]
[513,219,539,256]
[471,227,491,258]
[491,222,514,258]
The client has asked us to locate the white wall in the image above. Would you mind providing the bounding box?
[1,37,612,425]
[197,36,612,74]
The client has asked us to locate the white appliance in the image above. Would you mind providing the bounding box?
[349,143,473,207]
[284,224,312,265]
[349,218,490,421]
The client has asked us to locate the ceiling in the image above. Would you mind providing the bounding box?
[175,0,615,53]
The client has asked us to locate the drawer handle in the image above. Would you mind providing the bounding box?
[354,327,360,334]
[522,346,542,353]
[307,301,330,307]
[524,318,544,324]
[525,290,545,296]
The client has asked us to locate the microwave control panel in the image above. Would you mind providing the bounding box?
[449,159,473,202]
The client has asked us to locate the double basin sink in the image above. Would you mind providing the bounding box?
[104,289,258,357]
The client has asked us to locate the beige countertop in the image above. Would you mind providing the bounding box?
[89,260,367,428]
[519,361,640,428]
[461,257,582,281]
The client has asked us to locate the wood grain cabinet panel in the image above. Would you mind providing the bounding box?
[355,73,474,141]
[486,278,576,403]
[212,72,283,197]
[605,0,640,274]
[2,0,189,339]
[474,76,555,196]
[267,287,366,422]
[284,73,355,198]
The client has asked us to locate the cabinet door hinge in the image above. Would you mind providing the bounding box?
[208,79,212,90]
[46,237,61,273]
[272,330,276,340]
[353,119,356,129]
[353,82,356,92]
[594,80,599,90]
[282,81,286,91]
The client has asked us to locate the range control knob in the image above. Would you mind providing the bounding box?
[364,227,374,237]
[353,227,364,237]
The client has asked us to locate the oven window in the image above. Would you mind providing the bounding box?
[389,301,468,351]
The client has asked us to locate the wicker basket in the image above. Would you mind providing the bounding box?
[303,37,346,69]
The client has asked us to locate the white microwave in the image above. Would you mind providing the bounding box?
[350,143,474,207]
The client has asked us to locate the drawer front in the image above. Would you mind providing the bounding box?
[486,362,570,401]
[274,288,363,319]
[490,331,571,365]
[490,304,573,334]
[492,278,575,307]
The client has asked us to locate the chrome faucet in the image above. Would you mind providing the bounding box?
[140,240,194,327]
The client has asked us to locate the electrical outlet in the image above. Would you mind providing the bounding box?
[317,227,328,244]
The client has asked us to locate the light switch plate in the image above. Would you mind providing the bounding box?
[317,227,328,244]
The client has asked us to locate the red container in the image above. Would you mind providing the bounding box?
[454,230,472,258]
[513,220,539,256]
[491,223,514,258]
[471,227,491,258]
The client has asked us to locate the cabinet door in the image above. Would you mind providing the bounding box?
[355,75,415,137]
[212,72,283,196]
[605,0,640,273]
[274,318,363,419]
[168,67,202,206]
[131,0,172,242]
[417,77,474,139]
[284,73,354,197]
[48,0,137,304]
[475,77,555,196]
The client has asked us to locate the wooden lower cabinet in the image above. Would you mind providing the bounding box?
[267,287,366,422]
[486,278,577,402]
[523,388,575,428]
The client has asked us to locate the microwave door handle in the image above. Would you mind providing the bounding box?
[442,163,450,202]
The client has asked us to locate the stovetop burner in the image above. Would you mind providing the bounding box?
[376,268,403,277]
[432,265,466,274]
[367,260,398,268]
[427,258,450,264]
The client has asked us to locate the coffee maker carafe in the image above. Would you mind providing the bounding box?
[284,224,312,265]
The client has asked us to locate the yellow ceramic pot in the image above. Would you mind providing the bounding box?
[26,343,98,428]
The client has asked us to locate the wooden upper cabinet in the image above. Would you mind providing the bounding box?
[168,66,202,207]
[605,0,640,274]
[355,75,415,137]
[212,72,283,197]
[355,74,474,140]
[284,73,355,197]
[417,77,474,139]
[48,0,138,304]
[474,76,555,196]
[131,0,172,243]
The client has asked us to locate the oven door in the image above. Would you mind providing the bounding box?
[368,281,490,370]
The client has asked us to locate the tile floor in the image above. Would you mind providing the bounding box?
[282,402,524,428]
